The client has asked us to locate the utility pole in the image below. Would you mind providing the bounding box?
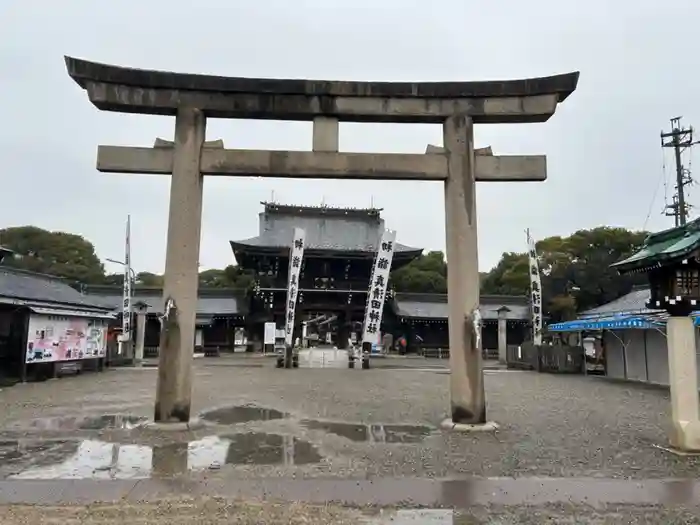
[661,117,697,226]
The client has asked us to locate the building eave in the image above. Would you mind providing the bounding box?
[230,239,423,257]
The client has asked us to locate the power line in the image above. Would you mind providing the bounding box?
[643,147,668,230]
[661,116,698,226]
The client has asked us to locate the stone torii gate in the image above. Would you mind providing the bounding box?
[64,57,578,427]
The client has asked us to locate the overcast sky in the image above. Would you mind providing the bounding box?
[2,0,699,276]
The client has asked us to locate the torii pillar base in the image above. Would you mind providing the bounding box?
[667,316,700,452]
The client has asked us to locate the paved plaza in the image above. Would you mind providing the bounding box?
[0,356,700,523]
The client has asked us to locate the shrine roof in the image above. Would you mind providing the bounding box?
[0,266,112,312]
[394,293,529,321]
[83,286,247,317]
[579,287,657,318]
[611,218,700,274]
[231,202,422,255]
[231,235,420,254]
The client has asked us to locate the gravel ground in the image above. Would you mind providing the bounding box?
[0,358,693,479]
[1,361,700,521]
[1,500,699,524]
[454,504,700,524]
[0,499,367,524]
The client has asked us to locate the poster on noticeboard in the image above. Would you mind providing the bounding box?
[25,314,108,364]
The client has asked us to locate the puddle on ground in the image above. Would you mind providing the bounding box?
[200,405,287,425]
[20,414,147,431]
[0,439,79,466]
[221,432,322,466]
[8,432,321,480]
[302,420,433,443]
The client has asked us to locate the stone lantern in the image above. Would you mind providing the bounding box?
[133,300,150,367]
[612,218,700,451]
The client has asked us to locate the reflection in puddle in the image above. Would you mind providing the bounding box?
[200,405,287,425]
[222,433,321,465]
[0,439,79,466]
[9,433,321,479]
[302,420,433,443]
[22,414,147,431]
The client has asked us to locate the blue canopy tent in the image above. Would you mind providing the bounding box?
[548,313,667,332]
[548,312,700,332]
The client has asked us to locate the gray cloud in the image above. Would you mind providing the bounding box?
[1,0,699,275]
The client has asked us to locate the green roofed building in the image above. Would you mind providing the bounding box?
[612,217,700,313]
[612,218,700,273]
[546,218,700,388]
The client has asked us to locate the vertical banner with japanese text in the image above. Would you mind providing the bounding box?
[526,229,543,345]
[284,228,306,346]
[362,229,397,344]
[120,215,132,352]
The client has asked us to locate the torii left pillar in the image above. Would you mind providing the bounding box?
[154,107,206,424]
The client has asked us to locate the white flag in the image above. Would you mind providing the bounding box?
[527,230,543,345]
[362,229,396,344]
[120,215,132,350]
[284,228,305,346]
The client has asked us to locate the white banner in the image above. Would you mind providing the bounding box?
[527,229,543,345]
[362,229,396,344]
[284,228,305,346]
[120,215,132,348]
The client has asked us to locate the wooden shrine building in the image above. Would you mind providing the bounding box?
[83,202,531,356]
[231,202,422,349]
[232,202,530,353]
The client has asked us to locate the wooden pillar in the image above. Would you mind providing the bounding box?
[443,115,485,424]
[154,107,206,424]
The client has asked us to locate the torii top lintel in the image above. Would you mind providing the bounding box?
[64,56,579,124]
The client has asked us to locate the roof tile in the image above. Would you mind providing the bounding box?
[613,218,700,272]
[231,204,421,253]
[394,294,529,320]
[0,267,110,310]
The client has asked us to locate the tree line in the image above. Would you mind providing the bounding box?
[0,226,256,290]
[0,225,649,322]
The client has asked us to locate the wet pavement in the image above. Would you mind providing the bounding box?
[0,356,699,521]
